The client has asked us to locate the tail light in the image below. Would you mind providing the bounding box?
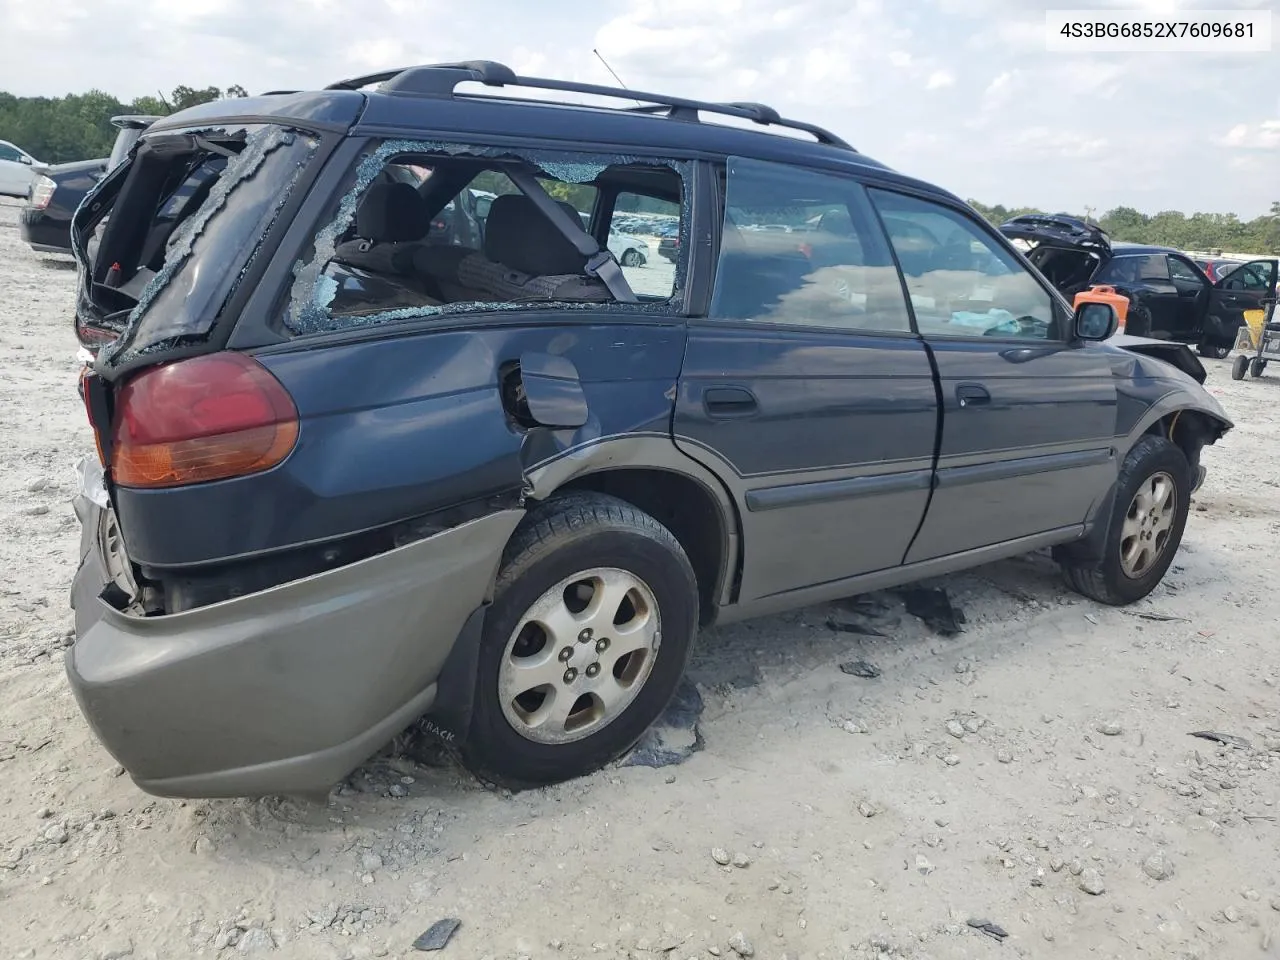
[110,353,299,489]
[79,367,108,467]
[29,175,56,211]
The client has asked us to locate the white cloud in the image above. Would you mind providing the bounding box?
[1220,120,1280,150]
[926,70,954,90]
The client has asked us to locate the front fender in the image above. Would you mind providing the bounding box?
[1123,386,1232,452]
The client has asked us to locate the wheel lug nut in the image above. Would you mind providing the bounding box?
[586,663,601,678]
[578,628,593,643]
[558,647,573,662]
[563,668,577,683]
[595,638,609,653]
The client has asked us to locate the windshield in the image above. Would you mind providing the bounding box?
[90,124,319,365]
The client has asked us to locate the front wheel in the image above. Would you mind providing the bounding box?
[461,493,698,788]
[1060,435,1190,606]
[1231,354,1249,380]
[621,249,644,267]
[1250,357,1267,378]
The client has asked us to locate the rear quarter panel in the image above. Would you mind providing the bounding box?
[110,318,687,568]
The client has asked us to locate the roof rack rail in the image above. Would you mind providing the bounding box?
[328,60,853,150]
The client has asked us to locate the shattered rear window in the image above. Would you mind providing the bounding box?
[100,125,319,365]
[281,140,691,337]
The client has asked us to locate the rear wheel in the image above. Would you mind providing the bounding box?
[1231,354,1249,380]
[1250,357,1267,378]
[461,493,698,788]
[1060,435,1190,606]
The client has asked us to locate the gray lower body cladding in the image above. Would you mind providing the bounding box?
[65,501,523,798]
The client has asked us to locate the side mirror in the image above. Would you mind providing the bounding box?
[19,156,33,165]
[1075,301,1119,341]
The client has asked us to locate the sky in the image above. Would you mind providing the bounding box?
[1,0,1277,217]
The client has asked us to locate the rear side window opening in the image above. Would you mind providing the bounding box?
[83,124,320,365]
[281,140,691,338]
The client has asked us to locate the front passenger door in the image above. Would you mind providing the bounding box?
[868,189,1118,563]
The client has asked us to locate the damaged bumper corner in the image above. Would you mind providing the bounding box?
[66,501,523,799]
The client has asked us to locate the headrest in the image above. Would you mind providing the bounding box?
[484,193,586,276]
[356,181,430,244]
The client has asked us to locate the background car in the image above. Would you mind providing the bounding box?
[608,229,649,266]
[21,116,160,255]
[1190,256,1246,283]
[1001,213,1278,358]
[0,139,43,198]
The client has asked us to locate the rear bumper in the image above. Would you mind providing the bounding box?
[18,207,69,253]
[66,501,522,798]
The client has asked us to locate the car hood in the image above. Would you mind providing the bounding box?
[999,214,1111,255]
[1109,333,1208,384]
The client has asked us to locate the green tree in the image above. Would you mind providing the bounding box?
[0,84,249,162]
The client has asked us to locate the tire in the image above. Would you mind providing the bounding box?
[1231,354,1249,380]
[460,492,698,788]
[1250,358,1266,378]
[621,249,643,267]
[1059,434,1190,606]
[1197,341,1230,360]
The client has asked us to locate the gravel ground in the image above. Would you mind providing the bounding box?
[2,195,1280,960]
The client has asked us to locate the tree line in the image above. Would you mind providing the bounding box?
[968,199,1280,256]
[0,85,248,164]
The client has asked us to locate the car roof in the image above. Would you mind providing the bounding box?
[143,61,958,205]
[1110,243,1180,255]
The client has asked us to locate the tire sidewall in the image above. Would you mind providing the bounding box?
[1098,439,1190,604]
[465,526,697,786]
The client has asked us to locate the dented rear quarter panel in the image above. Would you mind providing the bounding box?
[112,318,688,568]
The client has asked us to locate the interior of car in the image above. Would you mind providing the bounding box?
[319,155,684,320]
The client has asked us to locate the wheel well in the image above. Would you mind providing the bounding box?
[1145,409,1224,472]
[552,468,730,625]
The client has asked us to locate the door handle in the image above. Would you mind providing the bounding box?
[704,386,759,419]
[956,384,990,408]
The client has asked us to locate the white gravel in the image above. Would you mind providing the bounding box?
[2,195,1280,959]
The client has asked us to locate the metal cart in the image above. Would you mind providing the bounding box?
[1232,297,1279,380]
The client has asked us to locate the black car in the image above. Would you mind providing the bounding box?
[1001,214,1279,358]
[20,115,158,255]
[66,61,1230,799]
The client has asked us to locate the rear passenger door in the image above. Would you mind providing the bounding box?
[674,158,939,602]
[866,188,1117,563]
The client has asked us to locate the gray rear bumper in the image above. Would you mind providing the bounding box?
[66,503,522,798]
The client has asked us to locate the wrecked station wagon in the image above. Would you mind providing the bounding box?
[67,62,1232,799]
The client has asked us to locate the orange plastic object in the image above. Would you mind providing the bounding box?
[1073,284,1129,331]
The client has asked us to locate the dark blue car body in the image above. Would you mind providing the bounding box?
[64,64,1232,799]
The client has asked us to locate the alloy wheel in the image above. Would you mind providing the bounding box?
[498,567,662,744]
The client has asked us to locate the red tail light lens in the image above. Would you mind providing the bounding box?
[110,353,299,489]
